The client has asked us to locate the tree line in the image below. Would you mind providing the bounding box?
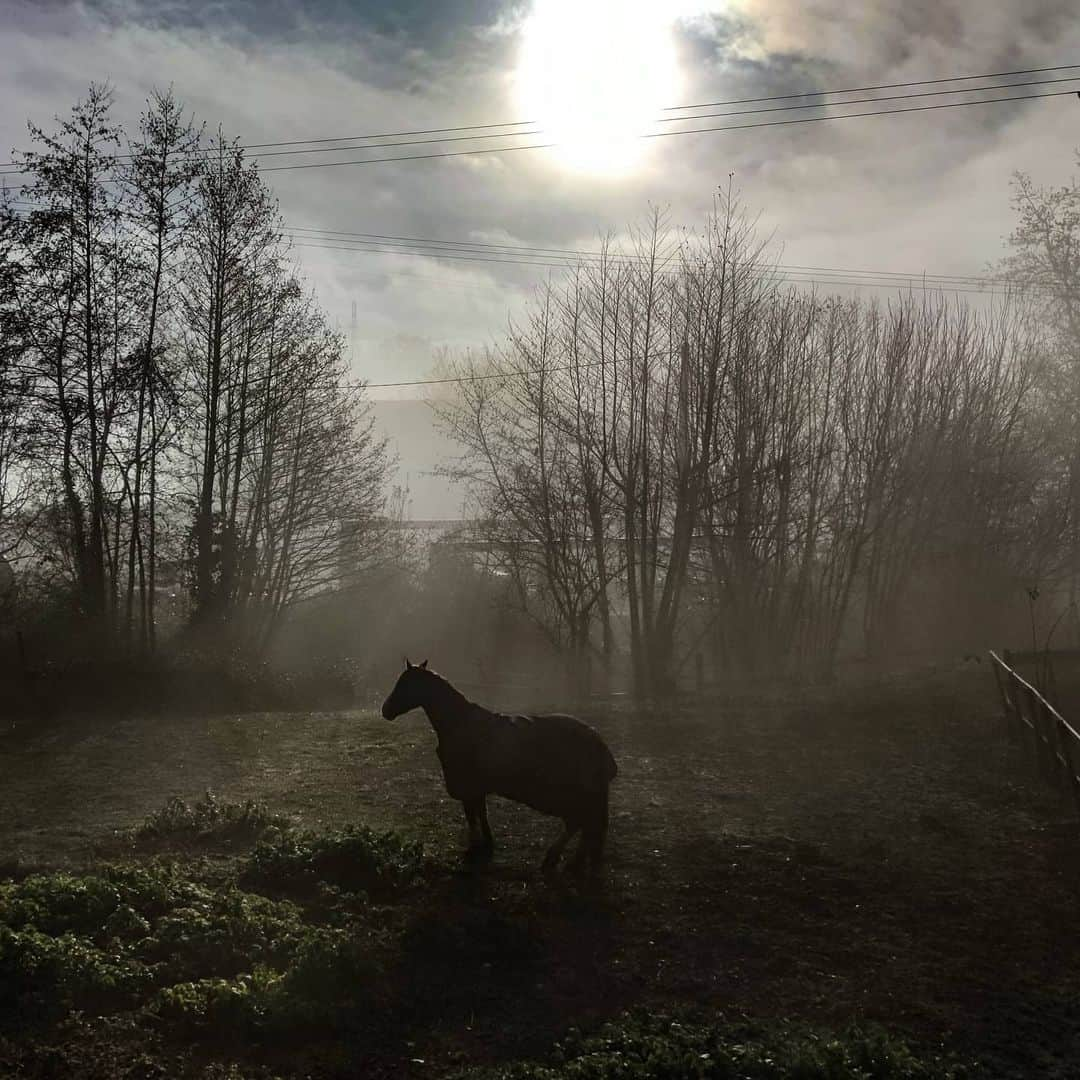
[3,85,1078,702]
[0,85,392,659]
[437,194,1079,697]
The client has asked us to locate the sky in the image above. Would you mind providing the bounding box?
[1,0,1078,515]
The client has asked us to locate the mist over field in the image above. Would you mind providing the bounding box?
[3,1,1080,1077]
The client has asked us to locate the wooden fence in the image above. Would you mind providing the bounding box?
[989,650,1080,821]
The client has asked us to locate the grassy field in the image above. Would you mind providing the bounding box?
[1,667,1079,1078]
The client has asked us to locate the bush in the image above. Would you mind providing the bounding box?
[0,828,397,1039]
[136,792,292,847]
[243,825,426,899]
[0,925,152,1020]
[143,889,306,982]
[0,862,207,939]
[149,927,381,1038]
[0,862,317,1024]
[457,1013,969,1080]
[150,969,280,1035]
[0,872,124,937]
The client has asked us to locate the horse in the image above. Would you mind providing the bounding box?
[381,660,617,874]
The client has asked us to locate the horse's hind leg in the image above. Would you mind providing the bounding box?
[542,819,579,872]
[463,797,493,860]
[570,790,609,875]
[477,796,494,856]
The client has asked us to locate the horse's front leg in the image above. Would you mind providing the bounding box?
[477,796,494,855]
[463,796,493,860]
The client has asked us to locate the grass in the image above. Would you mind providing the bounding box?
[454,1012,969,1079]
[1,670,1080,1077]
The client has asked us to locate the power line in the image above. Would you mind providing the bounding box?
[5,205,1033,294]
[285,225,1041,289]
[4,201,1048,294]
[1,64,1076,176]
[2,62,1075,171]
[24,73,1069,170]
[257,89,1079,173]
[655,75,1080,125]
[218,74,1080,169]
[356,353,648,391]
[662,62,1080,111]
[286,237,1045,296]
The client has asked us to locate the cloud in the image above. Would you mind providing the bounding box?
[4,0,1077,514]
[2,0,1078,379]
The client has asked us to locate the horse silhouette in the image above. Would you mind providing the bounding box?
[381,660,617,874]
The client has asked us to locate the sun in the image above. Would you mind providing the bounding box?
[515,0,683,175]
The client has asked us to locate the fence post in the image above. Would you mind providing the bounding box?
[1021,683,1052,783]
[991,655,1019,745]
[1052,712,1080,822]
[1036,696,1066,792]
[992,651,1080,829]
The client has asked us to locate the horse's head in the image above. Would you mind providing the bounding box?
[381,658,432,720]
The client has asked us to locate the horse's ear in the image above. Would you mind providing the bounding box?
[418,659,428,670]
[404,656,413,669]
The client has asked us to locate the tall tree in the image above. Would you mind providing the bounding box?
[122,88,202,649]
[3,85,129,625]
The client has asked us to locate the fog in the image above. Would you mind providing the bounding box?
[3,4,1080,1078]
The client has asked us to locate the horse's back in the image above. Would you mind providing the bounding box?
[487,710,617,793]
[528,711,617,783]
[436,702,616,814]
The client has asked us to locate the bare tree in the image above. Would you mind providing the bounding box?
[121,88,202,649]
[2,85,132,627]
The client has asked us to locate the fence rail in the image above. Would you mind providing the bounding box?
[989,650,1080,823]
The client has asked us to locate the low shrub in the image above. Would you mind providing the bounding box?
[0,925,152,1020]
[0,862,207,939]
[243,825,426,899]
[0,861,325,1026]
[149,927,381,1038]
[457,1013,969,1080]
[0,872,124,938]
[143,889,307,982]
[150,969,280,1035]
[136,792,292,847]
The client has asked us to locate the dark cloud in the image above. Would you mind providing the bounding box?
[77,0,520,55]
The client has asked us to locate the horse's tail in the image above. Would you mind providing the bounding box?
[602,743,618,783]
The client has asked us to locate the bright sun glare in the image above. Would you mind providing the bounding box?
[516,0,683,175]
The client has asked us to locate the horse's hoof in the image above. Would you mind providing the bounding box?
[464,845,493,863]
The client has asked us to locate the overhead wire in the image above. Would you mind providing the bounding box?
[258,89,1080,173]
[3,202,1048,295]
[662,62,1080,111]
[285,235,1047,297]
[0,64,1077,176]
[283,225,1039,287]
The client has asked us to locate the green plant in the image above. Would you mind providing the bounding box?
[136,792,292,846]
[0,862,204,938]
[144,889,306,982]
[243,824,426,899]
[0,925,152,1021]
[148,927,381,1038]
[456,1013,969,1080]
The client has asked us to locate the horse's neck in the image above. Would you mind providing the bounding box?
[421,679,471,737]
